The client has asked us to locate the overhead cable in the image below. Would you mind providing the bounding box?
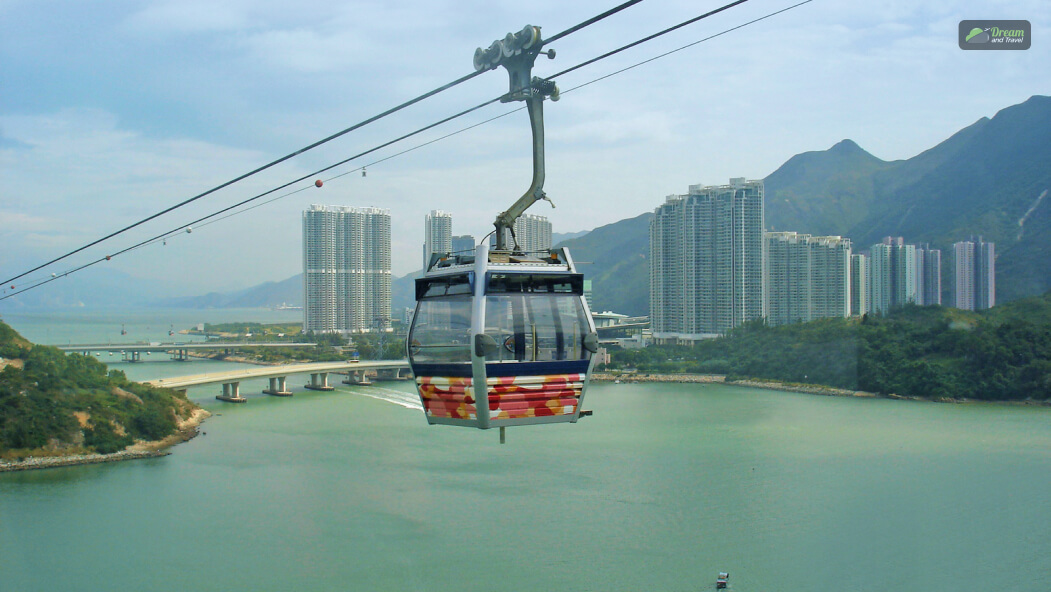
[546,0,750,81]
[0,0,649,288]
[3,0,820,301]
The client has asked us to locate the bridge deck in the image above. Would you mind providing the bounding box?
[59,342,317,352]
[146,360,410,389]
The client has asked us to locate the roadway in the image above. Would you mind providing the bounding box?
[58,341,317,353]
[145,359,410,389]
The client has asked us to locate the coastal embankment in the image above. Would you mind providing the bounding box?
[0,408,211,473]
[593,372,1051,405]
[592,372,725,384]
[594,372,877,398]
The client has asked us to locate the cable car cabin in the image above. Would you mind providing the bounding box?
[408,244,598,430]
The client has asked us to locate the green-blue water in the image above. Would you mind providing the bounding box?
[2,310,1051,591]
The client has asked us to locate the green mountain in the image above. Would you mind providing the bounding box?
[766,95,1051,301]
[555,212,653,316]
[764,138,895,235]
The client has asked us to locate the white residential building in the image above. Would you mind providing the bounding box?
[423,210,453,269]
[764,232,851,326]
[303,204,391,334]
[650,178,765,342]
[868,237,917,314]
[916,244,942,306]
[491,213,552,254]
[954,237,995,310]
[451,235,476,255]
[850,253,868,316]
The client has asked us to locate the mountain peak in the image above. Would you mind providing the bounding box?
[827,138,879,161]
[830,138,861,152]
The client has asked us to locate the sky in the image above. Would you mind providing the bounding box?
[1,0,1048,300]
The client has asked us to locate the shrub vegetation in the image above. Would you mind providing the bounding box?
[0,322,197,458]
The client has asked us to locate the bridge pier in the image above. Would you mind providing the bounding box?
[263,376,293,396]
[342,370,372,386]
[376,368,407,380]
[170,348,190,362]
[305,372,335,391]
[122,350,141,362]
[216,381,247,403]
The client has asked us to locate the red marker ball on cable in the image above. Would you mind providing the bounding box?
[315,179,323,188]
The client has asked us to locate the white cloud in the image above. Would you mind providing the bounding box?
[124,1,253,34]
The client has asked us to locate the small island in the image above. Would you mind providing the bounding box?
[0,321,207,472]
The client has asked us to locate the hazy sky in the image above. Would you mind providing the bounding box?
[1,0,1047,298]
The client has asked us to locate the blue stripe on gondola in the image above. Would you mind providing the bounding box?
[485,360,590,377]
[410,363,473,377]
[409,360,590,379]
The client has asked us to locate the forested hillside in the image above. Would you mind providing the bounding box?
[0,321,199,457]
[611,292,1051,402]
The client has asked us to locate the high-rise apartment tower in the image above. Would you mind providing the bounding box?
[868,237,917,314]
[490,213,552,254]
[303,204,391,334]
[650,178,765,342]
[764,232,851,326]
[423,210,453,269]
[954,237,995,310]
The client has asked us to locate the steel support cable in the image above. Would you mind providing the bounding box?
[3,0,815,301]
[541,0,645,45]
[556,0,813,95]
[1,70,487,288]
[0,97,509,300]
[200,107,527,230]
[545,0,750,82]
[0,0,648,289]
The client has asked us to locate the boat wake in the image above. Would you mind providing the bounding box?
[343,385,423,411]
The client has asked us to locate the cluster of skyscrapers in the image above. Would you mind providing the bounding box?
[422,209,553,268]
[861,237,943,315]
[301,189,994,338]
[649,179,996,343]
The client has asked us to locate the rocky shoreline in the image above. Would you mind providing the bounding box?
[0,408,211,473]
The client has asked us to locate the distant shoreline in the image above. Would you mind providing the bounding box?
[0,408,210,473]
[591,372,1051,406]
[592,372,873,397]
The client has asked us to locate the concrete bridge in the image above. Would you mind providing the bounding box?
[144,360,412,403]
[58,341,318,362]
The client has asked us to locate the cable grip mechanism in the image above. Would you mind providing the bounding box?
[474,26,560,252]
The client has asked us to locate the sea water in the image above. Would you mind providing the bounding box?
[1,310,1050,591]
